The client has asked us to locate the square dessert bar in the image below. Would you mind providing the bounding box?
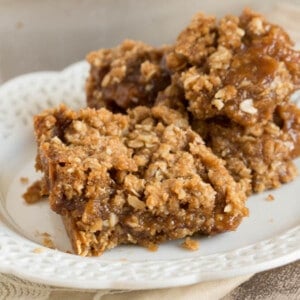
[170,8,300,193]
[195,104,300,194]
[85,9,300,195]
[169,8,300,127]
[86,39,171,112]
[31,105,247,256]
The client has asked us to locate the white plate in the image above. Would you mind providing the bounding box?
[0,61,299,290]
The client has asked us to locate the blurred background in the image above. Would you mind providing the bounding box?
[0,0,299,83]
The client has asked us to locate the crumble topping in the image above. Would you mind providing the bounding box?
[168,9,299,127]
[86,39,171,112]
[196,116,299,194]
[239,99,257,115]
[28,104,247,256]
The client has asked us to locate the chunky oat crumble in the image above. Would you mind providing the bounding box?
[27,105,247,256]
[86,40,171,112]
[25,8,300,256]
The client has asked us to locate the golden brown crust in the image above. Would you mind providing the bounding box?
[167,9,300,127]
[31,104,247,256]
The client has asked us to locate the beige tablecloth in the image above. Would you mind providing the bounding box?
[0,273,252,300]
[0,261,299,299]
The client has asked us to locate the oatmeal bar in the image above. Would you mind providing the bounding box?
[194,106,300,194]
[163,9,300,193]
[192,100,300,194]
[86,39,171,112]
[30,104,247,256]
[167,9,300,127]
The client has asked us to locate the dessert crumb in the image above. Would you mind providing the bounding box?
[147,243,158,252]
[32,247,45,254]
[40,232,55,249]
[23,180,44,204]
[266,194,275,201]
[181,237,199,251]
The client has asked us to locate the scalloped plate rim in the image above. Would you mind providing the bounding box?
[0,222,298,289]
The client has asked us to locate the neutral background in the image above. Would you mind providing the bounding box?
[1,0,299,82]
